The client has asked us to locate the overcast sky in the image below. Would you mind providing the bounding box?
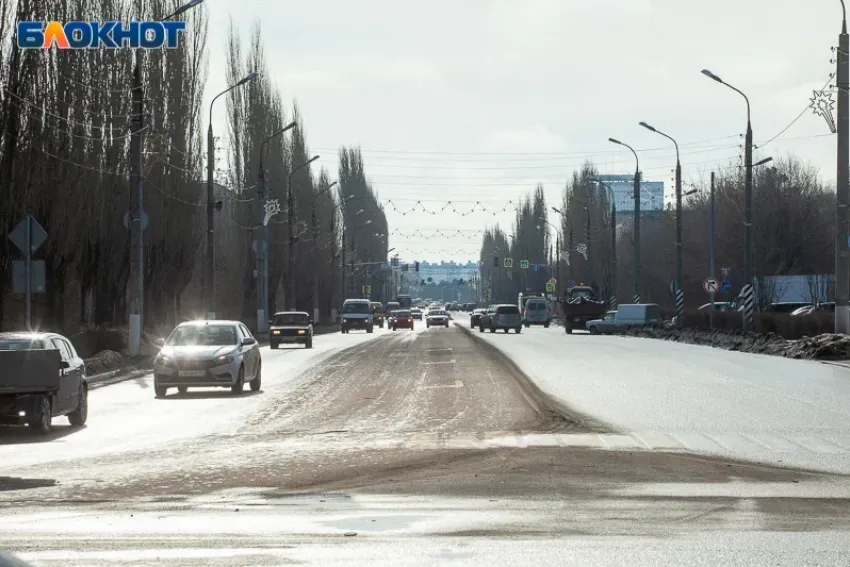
[204,0,840,263]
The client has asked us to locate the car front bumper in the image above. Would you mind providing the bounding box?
[154,360,238,387]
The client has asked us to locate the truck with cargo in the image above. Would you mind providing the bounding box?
[560,286,608,334]
[0,332,88,435]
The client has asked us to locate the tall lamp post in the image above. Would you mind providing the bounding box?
[837,0,850,333]
[128,0,203,357]
[608,138,641,303]
[205,70,258,319]
[640,121,683,322]
[286,154,320,310]
[256,121,296,332]
[701,68,754,329]
[310,180,338,323]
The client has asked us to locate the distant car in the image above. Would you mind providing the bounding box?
[523,298,551,327]
[370,302,386,328]
[385,302,401,326]
[341,299,374,334]
[470,308,486,327]
[479,304,522,334]
[269,311,313,349]
[411,308,423,320]
[426,309,450,328]
[153,320,262,397]
[391,310,414,331]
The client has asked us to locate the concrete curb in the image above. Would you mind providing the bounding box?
[87,367,152,390]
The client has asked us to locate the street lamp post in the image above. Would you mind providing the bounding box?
[837,0,850,333]
[286,154,320,310]
[640,121,683,322]
[256,121,296,333]
[310,181,338,323]
[589,182,618,308]
[701,68,754,329]
[127,0,203,357]
[205,70,258,319]
[608,138,641,303]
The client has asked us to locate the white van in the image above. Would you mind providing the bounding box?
[586,304,660,335]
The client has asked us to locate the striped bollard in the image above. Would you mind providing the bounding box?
[609,296,618,310]
[633,293,640,304]
[675,287,684,322]
[741,284,755,331]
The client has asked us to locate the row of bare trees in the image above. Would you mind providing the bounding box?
[480,155,834,311]
[0,1,387,333]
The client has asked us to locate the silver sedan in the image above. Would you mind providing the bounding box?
[153,320,262,398]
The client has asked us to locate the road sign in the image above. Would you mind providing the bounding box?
[13,260,45,293]
[566,279,575,288]
[503,258,513,268]
[9,215,47,254]
[545,282,555,292]
[532,264,540,272]
[721,280,732,293]
[123,210,149,232]
[520,259,530,269]
[720,267,731,277]
[548,277,557,286]
[703,278,719,293]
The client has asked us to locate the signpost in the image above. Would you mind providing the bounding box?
[503,258,513,268]
[566,279,575,288]
[9,215,48,330]
[520,259,529,269]
[545,278,557,293]
[703,278,719,293]
[720,280,732,293]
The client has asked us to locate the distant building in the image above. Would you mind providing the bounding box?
[596,174,664,214]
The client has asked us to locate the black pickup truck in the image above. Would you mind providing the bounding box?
[0,332,88,435]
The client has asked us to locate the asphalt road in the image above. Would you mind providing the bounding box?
[1,319,850,566]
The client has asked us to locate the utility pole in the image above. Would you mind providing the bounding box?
[710,171,716,328]
[128,35,144,356]
[610,196,617,307]
[341,226,346,300]
[257,165,266,331]
[585,202,592,289]
[555,233,561,297]
[608,138,640,303]
[286,155,320,310]
[312,210,320,323]
[837,1,850,333]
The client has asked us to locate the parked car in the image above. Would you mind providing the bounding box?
[391,310,414,331]
[153,320,262,397]
[269,311,313,349]
[0,332,88,434]
[341,299,374,333]
[479,304,523,333]
[523,298,551,327]
[426,309,450,328]
[470,308,486,328]
[585,304,661,335]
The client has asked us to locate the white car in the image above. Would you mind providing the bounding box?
[426,310,450,328]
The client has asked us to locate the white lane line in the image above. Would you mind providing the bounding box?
[420,360,456,365]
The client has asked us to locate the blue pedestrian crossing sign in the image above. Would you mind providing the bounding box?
[520,259,530,269]
[566,279,575,288]
[721,280,732,293]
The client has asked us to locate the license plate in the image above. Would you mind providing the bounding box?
[179,370,206,377]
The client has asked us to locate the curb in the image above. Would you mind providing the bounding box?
[88,367,152,390]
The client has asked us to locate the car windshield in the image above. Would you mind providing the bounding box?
[430,310,446,316]
[371,304,384,313]
[273,313,309,326]
[0,338,46,350]
[343,302,370,314]
[394,311,411,317]
[167,325,237,346]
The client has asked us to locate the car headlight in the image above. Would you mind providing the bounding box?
[272,330,280,335]
[155,354,171,365]
[297,329,306,335]
[215,351,236,364]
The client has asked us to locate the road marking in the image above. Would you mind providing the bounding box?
[419,360,456,365]
[425,348,454,354]
[785,435,846,454]
[425,381,463,389]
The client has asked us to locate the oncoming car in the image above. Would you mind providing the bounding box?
[391,310,414,331]
[269,311,313,349]
[153,320,261,398]
[341,299,374,333]
[426,309,450,328]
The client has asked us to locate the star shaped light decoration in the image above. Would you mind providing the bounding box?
[810,89,837,134]
[263,199,281,226]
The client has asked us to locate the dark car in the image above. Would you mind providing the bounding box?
[269,311,313,349]
[370,302,386,328]
[391,310,414,331]
[479,304,523,333]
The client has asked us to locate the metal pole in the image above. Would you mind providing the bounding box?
[25,216,31,330]
[710,171,716,329]
[556,234,561,296]
[128,46,144,354]
[312,211,320,323]
[341,225,346,300]
[675,157,683,322]
[586,203,592,289]
[256,163,266,332]
[287,169,295,310]
[744,119,754,330]
[205,121,215,319]
[611,200,617,306]
[634,167,641,303]
[836,6,850,333]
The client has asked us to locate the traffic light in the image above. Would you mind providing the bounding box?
[414,261,420,272]
[493,256,499,267]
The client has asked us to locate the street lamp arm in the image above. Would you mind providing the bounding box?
[842,0,848,33]
[311,181,339,210]
[162,0,204,21]
[260,122,297,158]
